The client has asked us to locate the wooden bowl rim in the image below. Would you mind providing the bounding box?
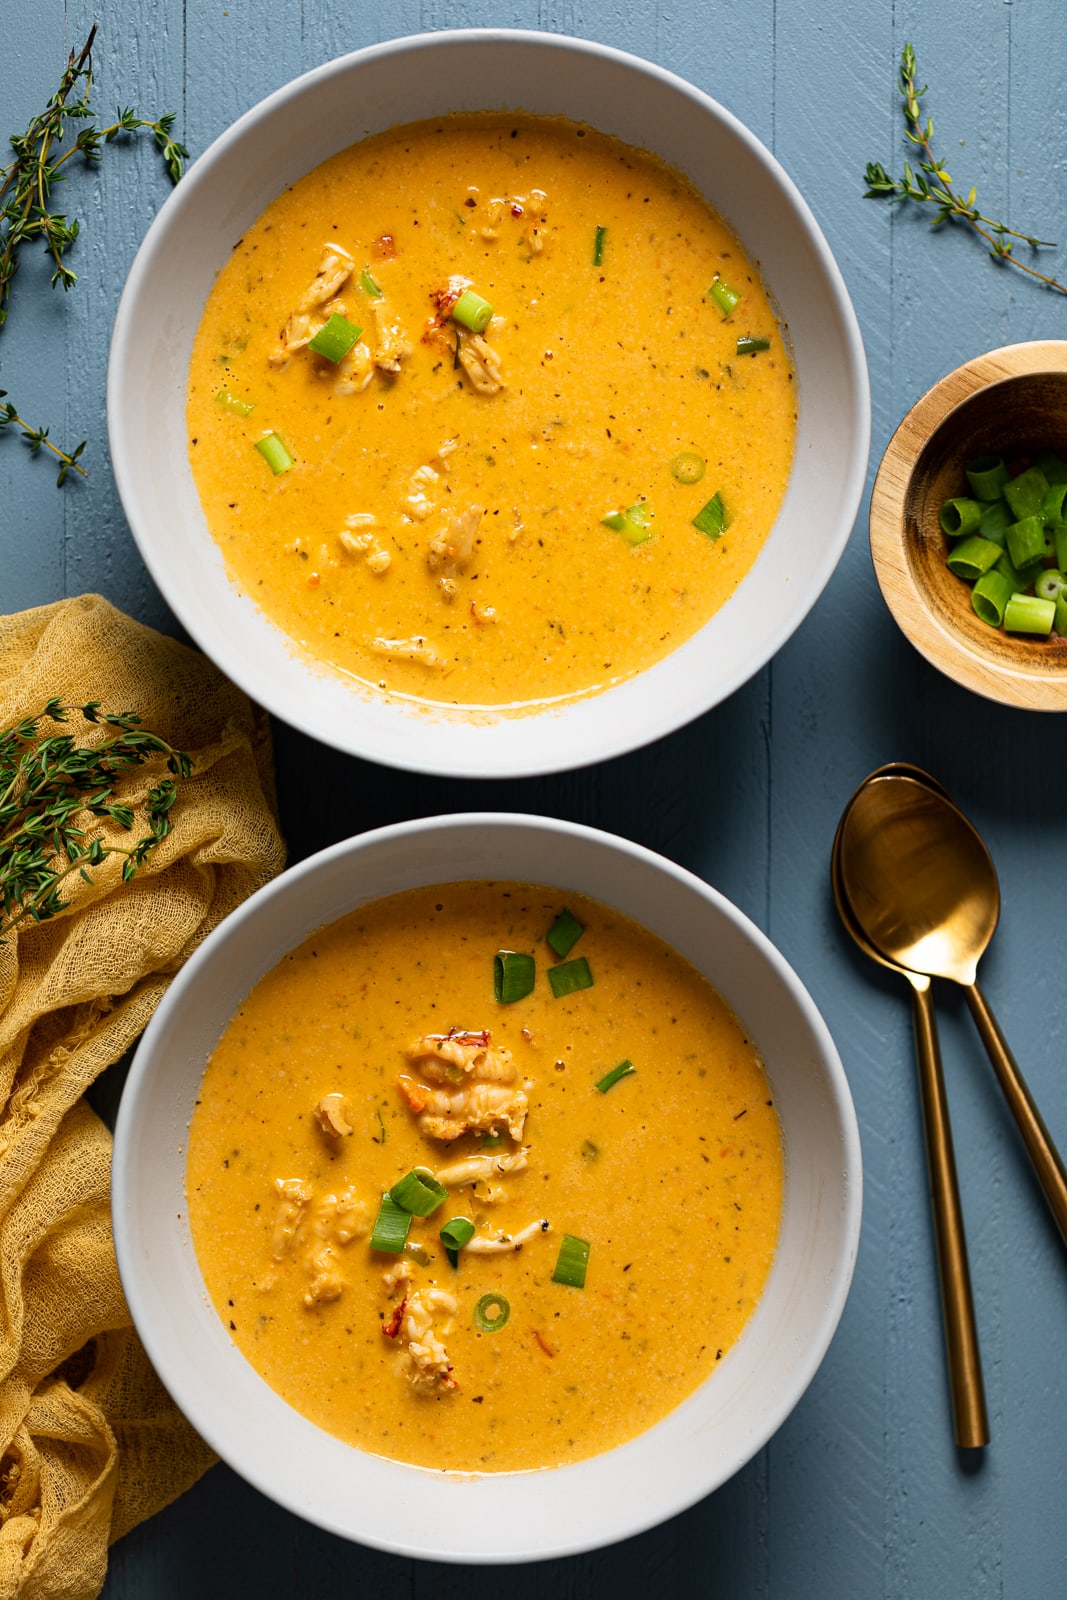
[870,340,1067,711]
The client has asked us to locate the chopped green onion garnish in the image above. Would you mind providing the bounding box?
[593,225,607,267]
[548,956,593,999]
[389,1167,448,1217]
[670,451,706,485]
[307,312,362,364]
[369,1193,411,1253]
[692,491,730,539]
[1037,449,1067,486]
[945,535,1003,582]
[452,289,494,333]
[1006,514,1048,571]
[359,267,384,298]
[215,389,255,418]
[552,1233,590,1289]
[601,503,653,546]
[1003,465,1049,521]
[494,949,535,1003]
[1035,568,1067,603]
[939,497,985,538]
[473,1292,510,1332]
[595,1059,635,1093]
[977,500,1012,544]
[481,1133,504,1150]
[735,335,770,356]
[440,1216,476,1251]
[546,908,584,958]
[966,455,1009,500]
[1004,593,1056,635]
[254,432,294,475]
[1043,482,1067,523]
[971,568,1014,627]
[708,276,742,317]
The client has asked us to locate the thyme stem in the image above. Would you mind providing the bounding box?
[0,26,187,484]
[863,42,1067,298]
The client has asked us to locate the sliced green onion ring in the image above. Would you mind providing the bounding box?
[601,503,653,546]
[708,276,742,317]
[389,1167,448,1217]
[966,455,1009,500]
[546,908,584,958]
[552,1233,590,1289]
[548,956,593,999]
[945,534,1003,582]
[595,1059,635,1093]
[494,949,535,1003]
[215,388,255,417]
[593,224,607,266]
[307,312,362,364]
[1004,593,1056,635]
[692,491,730,539]
[440,1216,476,1251]
[971,568,1014,627]
[452,288,494,333]
[735,335,770,357]
[1006,514,1047,571]
[1035,568,1067,603]
[473,1292,510,1332]
[369,1193,412,1253]
[359,266,384,297]
[254,431,294,475]
[1003,465,1049,521]
[670,451,706,485]
[939,497,985,538]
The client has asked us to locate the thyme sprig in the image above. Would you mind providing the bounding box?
[864,42,1067,298]
[0,698,192,942]
[0,391,86,482]
[0,25,187,483]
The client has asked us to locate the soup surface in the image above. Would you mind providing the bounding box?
[186,113,796,710]
[186,882,783,1474]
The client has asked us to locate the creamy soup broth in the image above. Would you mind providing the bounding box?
[186,114,796,709]
[186,882,783,1473]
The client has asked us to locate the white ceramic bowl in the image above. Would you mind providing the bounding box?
[113,814,862,1563]
[108,30,869,778]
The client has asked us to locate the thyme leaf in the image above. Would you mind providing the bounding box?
[0,25,188,483]
[0,698,193,942]
[864,42,1067,297]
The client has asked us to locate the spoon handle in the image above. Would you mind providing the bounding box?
[909,979,990,1449]
[964,982,1067,1246]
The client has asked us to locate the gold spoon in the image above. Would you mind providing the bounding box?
[833,769,989,1449]
[839,769,1067,1248]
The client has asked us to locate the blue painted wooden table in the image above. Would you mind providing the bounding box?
[4,2,1067,1594]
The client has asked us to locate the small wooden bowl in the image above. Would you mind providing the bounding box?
[870,340,1067,709]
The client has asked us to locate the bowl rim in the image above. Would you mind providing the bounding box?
[112,811,863,1562]
[107,27,870,778]
[869,338,1067,710]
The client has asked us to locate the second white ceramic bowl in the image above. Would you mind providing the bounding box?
[113,813,862,1563]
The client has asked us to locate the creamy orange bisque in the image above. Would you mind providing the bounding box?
[186,113,796,710]
[185,883,783,1474]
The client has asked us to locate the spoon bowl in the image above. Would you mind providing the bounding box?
[839,775,998,985]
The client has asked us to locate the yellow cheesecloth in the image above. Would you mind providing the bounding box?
[0,595,287,1599]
